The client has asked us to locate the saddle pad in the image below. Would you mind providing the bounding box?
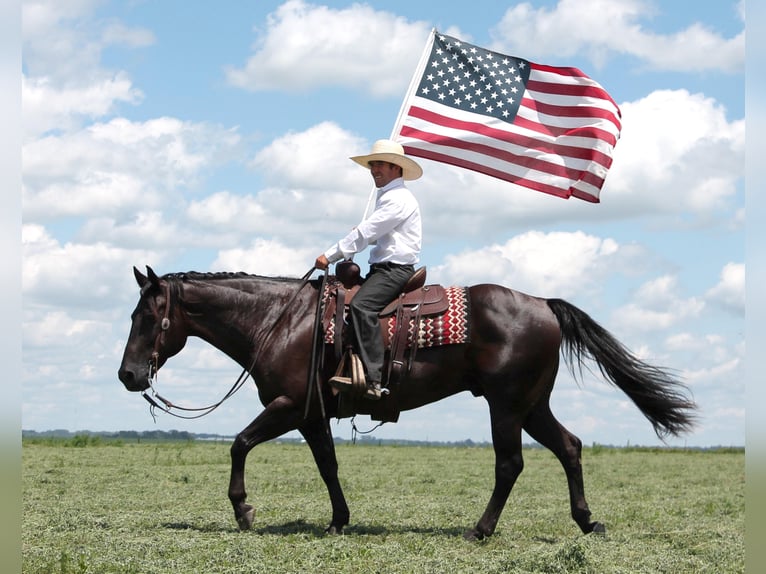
[323,285,470,350]
[386,286,470,349]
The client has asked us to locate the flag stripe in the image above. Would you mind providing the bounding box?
[515,103,619,147]
[400,116,606,201]
[402,141,601,203]
[400,106,609,201]
[404,98,615,180]
[391,30,621,202]
[404,104,614,171]
[520,95,622,134]
[400,123,607,196]
[529,64,621,108]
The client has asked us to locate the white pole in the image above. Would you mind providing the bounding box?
[389,28,436,140]
[361,29,435,223]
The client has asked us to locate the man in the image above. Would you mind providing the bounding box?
[315,139,423,399]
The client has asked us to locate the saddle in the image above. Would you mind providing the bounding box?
[320,262,471,423]
[321,262,449,403]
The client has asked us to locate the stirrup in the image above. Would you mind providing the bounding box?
[329,352,368,395]
[363,381,387,401]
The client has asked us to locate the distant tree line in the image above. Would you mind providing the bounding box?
[22,429,205,442]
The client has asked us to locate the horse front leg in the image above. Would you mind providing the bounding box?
[465,402,524,541]
[229,395,303,530]
[299,418,350,534]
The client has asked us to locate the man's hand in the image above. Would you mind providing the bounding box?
[315,254,330,270]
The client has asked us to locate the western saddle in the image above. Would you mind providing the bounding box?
[323,261,448,401]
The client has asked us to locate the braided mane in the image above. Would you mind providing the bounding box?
[160,271,302,284]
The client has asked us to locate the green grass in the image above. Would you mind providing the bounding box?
[22,440,744,573]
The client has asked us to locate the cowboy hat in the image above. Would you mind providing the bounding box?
[350,139,423,181]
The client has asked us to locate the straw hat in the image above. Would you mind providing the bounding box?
[350,139,423,181]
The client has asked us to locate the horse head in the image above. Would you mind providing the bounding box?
[118,266,189,392]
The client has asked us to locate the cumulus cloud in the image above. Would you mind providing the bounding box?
[23,310,105,348]
[491,0,744,72]
[22,0,155,137]
[22,223,160,309]
[604,89,744,220]
[706,262,744,315]
[185,123,377,247]
[23,73,143,138]
[612,275,705,332]
[23,117,243,221]
[225,0,430,96]
[212,238,315,277]
[250,121,370,191]
[225,0,744,100]
[430,230,641,299]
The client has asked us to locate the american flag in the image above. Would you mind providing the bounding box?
[392,30,622,202]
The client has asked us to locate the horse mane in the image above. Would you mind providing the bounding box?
[159,271,302,284]
[156,271,308,319]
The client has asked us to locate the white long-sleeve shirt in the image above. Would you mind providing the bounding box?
[324,177,421,266]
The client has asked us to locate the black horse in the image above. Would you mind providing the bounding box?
[118,266,695,540]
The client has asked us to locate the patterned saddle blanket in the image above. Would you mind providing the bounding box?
[321,279,470,350]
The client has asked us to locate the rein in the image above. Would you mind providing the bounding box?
[142,267,319,421]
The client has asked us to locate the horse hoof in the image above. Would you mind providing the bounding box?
[236,506,254,531]
[588,521,606,535]
[325,524,344,535]
[462,528,484,541]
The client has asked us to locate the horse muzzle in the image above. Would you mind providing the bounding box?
[117,364,151,392]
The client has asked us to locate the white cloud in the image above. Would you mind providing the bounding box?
[23,310,104,348]
[22,223,159,309]
[250,121,369,192]
[665,332,725,353]
[22,73,143,138]
[22,0,154,137]
[183,123,378,246]
[491,0,744,72]
[612,275,705,332]
[225,0,430,96]
[212,238,315,277]
[684,357,742,388]
[23,117,242,220]
[706,262,744,315]
[431,230,635,299]
[100,22,155,48]
[604,89,744,220]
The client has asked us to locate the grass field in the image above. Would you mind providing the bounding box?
[22,438,744,573]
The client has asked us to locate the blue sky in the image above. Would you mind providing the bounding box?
[21,0,745,447]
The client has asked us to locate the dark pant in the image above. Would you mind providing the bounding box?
[348,262,414,384]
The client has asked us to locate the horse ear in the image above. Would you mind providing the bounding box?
[133,266,148,289]
[146,266,161,288]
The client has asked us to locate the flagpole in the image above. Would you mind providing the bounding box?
[363,29,435,221]
[389,28,436,140]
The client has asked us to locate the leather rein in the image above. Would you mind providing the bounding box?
[141,267,323,421]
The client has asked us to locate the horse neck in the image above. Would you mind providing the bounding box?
[174,275,312,367]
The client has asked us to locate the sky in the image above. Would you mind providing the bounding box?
[20,0,746,448]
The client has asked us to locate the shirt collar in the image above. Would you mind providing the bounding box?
[378,177,405,193]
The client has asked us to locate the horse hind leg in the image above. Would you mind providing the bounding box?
[523,400,605,535]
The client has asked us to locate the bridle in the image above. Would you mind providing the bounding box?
[140,267,322,421]
[146,280,172,384]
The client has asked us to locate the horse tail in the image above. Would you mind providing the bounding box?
[546,298,697,439]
